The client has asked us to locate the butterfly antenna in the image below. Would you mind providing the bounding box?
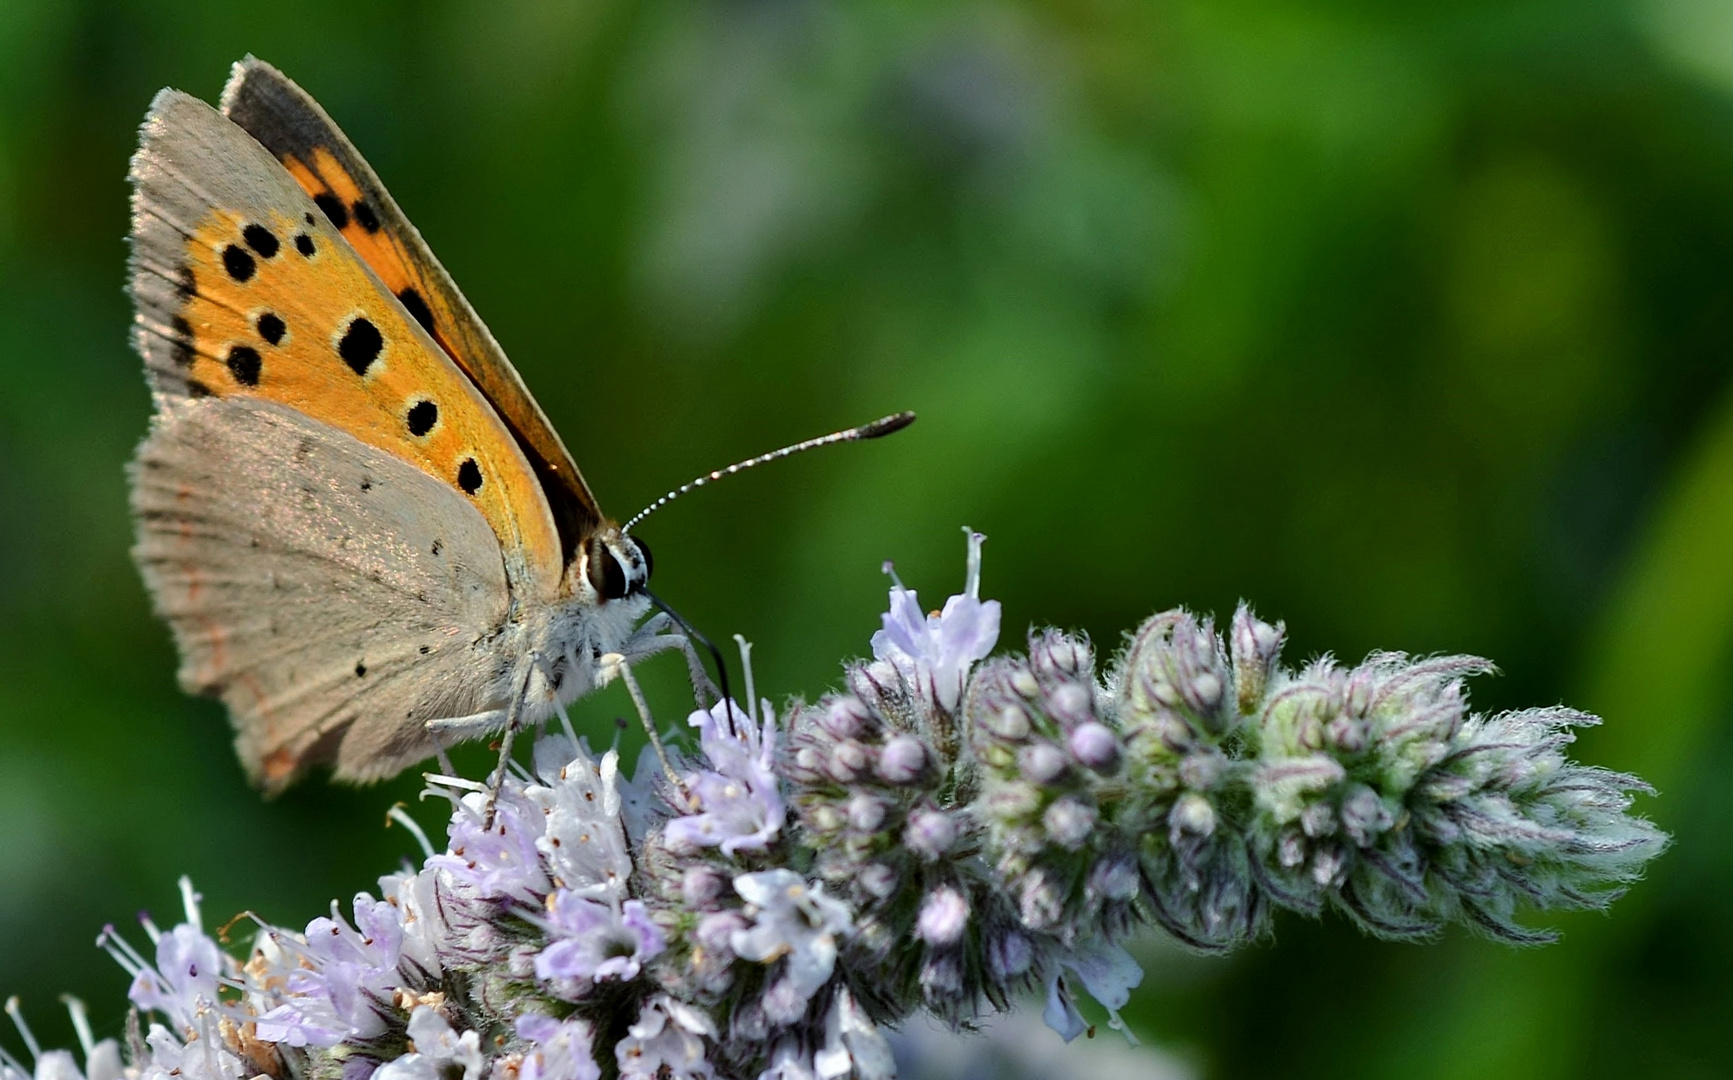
[642,587,738,734]
[621,411,915,534]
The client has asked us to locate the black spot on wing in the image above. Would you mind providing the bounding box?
[222,245,255,282]
[257,312,286,346]
[186,379,213,398]
[352,200,380,232]
[226,345,261,386]
[338,317,384,375]
[177,265,197,298]
[406,399,438,437]
[457,458,483,495]
[242,224,280,258]
[355,661,367,678]
[294,233,316,257]
[170,316,195,367]
[397,288,436,335]
[314,192,349,230]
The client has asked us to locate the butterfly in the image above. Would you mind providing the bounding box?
[126,57,700,794]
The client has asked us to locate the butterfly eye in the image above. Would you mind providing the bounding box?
[588,536,630,601]
[631,536,653,581]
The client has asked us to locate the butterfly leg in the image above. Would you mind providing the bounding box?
[600,652,696,812]
[620,616,722,708]
[482,655,538,829]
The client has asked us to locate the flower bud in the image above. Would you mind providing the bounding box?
[1231,604,1284,714]
[1043,797,1097,850]
[1010,667,1041,699]
[877,735,929,785]
[793,746,826,779]
[920,954,965,996]
[829,740,870,782]
[988,929,1034,978]
[1345,669,1374,718]
[984,782,1041,821]
[695,911,745,955]
[859,862,899,899]
[916,886,970,946]
[682,867,725,909]
[1299,800,1335,838]
[1088,854,1141,902]
[1170,793,1216,838]
[847,660,901,710]
[808,804,845,834]
[1191,671,1224,712]
[1045,683,1094,729]
[821,696,872,740]
[1032,632,1092,683]
[1068,722,1121,771]
[848,792,887,833]
[906,808,958,858]
[1019,870,1065,929]
[1018,741,1069,784]
[1310,844,1346,887]
[985,704,1032,741]
[1339,784,1392,846]
[1326,714,1367,754]
[1177,748,1224,790]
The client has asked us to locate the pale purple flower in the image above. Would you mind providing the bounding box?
[1042,942,1144,1044]
[665,699,784,856]
[615,996,716,1080]
[372,1007,482,1080]
[374,867,448,981]
[26,1052,84,1080]
[136,1021,246,1080]
[870,530,1001,712]
[731,871,854,1023]
[430,785,550,903]
[534,892,665,992]
[125,923,222,1033]
[102,880,225,1035]
[528,738,634,902]
[508,1016,601,1080]
[253,893,411,1046]
[812,989,894,1080]
[757,1041,816,1080]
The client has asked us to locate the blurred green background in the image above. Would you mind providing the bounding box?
[2,0,1732,1076]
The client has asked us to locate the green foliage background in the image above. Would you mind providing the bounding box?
[1,0,1731,1076]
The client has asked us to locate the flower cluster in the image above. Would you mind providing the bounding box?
[3,532,1667,1080]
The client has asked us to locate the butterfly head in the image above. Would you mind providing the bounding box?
[577,527,653,605]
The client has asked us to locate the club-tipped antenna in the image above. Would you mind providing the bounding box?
[622,411,915,535]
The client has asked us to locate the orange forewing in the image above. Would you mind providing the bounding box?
[220,58,603,564]
[176,203,565,597]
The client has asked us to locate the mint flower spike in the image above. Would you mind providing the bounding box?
[969,603,1669,954]
[11,531,1669,1080]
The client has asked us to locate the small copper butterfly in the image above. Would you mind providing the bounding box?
[127,57,766,792]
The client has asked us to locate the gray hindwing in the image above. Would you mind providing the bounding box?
[130,395,513,790]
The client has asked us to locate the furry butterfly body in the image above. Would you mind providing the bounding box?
[128,59,662,792]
